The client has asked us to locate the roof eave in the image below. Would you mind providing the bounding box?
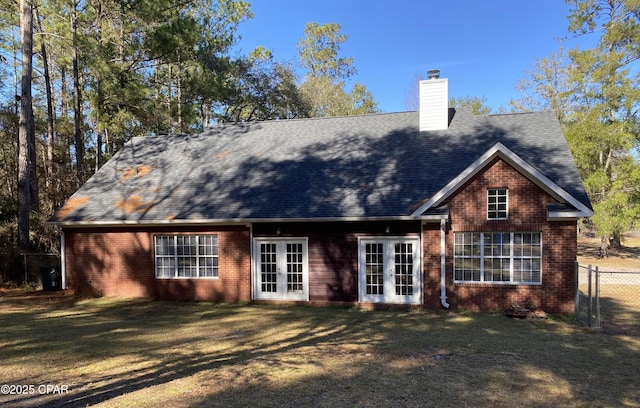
[51,215,442,228]
[547,208,593,221]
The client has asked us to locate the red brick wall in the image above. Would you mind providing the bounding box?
[63,225,251,301]
[253,221,420,302]
[422,158,577,313]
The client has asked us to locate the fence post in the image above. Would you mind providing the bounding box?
[574,261,579,318]
[587,264,592,328]
[23,252,28,284]
[594,266,601,330]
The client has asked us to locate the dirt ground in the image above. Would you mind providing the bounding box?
[0,287,76,310]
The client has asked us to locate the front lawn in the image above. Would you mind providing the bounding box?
[0,294,638,407]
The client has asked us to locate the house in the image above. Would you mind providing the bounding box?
[49,72,593,313]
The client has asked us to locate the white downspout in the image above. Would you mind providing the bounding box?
[440,219,450,308]
[249,224,254,301]
[60,230,67,290]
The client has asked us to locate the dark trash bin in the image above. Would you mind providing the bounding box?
[41,267,61,291]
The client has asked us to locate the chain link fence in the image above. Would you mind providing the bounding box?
[576,263,640,335]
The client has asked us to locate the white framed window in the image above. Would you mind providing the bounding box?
[487,188,508,219]
[454,232,541,284]
[155,234,219,279]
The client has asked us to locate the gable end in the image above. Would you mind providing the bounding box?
[411,142,593,219]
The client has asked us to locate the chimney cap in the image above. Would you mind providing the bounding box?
[427,69,440,79]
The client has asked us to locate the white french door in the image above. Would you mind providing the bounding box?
[358,237,422,304]
[253,238,309,301]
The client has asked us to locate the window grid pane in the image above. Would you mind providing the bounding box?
[197,235,219,278]
[155,235,218,278]
[454,233,481,281]
[454,232,541,284]
[394,243,414,296]
[261,243,277,292]
[365,243,384,295]
[286,243,304,292]
[487,188,508,219]
[513,233,541,283]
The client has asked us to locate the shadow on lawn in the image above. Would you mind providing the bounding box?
[2,301,380,407]
[599,293,640,336]
[1,299,639,408]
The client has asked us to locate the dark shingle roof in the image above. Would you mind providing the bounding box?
[50,109,592,224]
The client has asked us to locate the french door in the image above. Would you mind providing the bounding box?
[359,237,422,304]
[253,238,309,301]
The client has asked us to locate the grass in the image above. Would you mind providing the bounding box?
[0,294,639,408]
[0,235,638,407]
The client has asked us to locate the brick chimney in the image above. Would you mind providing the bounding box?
[419,70,449,131]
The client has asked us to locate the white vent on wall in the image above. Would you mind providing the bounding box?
[419,72,448,131]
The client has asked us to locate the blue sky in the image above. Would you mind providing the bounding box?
[234,0,597,113]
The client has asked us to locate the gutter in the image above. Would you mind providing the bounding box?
[49,214,448,228]
[440,219,449,308]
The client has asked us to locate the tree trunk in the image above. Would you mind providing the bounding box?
[599,236,609,258]
[105,128,112,156]
[177,60,183,133]
[60,67,68,118]
[35,4,55,190]
[18,0,34,251]
[95,0,103,171]
[59,67,72,170]
[71,1,84,186]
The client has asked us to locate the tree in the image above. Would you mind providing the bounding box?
[403,72,423,111]
[70,0,84,185]
[450,96,492,115]
[296,22,378,117]
[565,0,640,255]
[0,0,258,255]
[510,48,576,121]
[221,47,309,121]
[34,4,55,186]
[297,22,356,80]
[299,76,378,117]
[17,0,34,251]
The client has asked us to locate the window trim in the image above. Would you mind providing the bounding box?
[154,234,219,279]
[454,231,542,285]
[487,188,508,220]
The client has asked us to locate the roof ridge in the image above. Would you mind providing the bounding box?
[209,110,415,128]
[486,110,551,118]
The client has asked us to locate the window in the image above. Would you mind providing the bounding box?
[487,188,508,219]
[454,232,541,284]
[155,235,218,278]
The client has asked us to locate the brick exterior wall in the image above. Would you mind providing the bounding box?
[422,158,578,313]
[61,158,579,313]
[63,225,251,301]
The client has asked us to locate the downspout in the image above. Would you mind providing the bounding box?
[60,230,66,290]
[249,223,254,301]
[440,219,450,308]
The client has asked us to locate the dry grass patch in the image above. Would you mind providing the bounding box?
[0,295,639,407]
